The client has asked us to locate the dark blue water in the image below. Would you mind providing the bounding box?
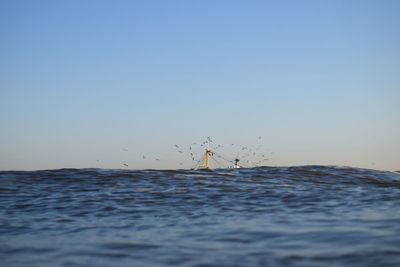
[1,166,400,266]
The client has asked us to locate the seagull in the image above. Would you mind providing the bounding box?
[123,163,128,167]
[142,155,146,159]
[175,144,180,148]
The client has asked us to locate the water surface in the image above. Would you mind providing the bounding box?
[1,166,400,266]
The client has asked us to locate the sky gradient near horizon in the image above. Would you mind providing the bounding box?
[1,0,399,171]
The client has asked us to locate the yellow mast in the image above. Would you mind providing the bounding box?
[205,149,211,169]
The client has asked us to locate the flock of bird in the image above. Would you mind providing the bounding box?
[118,136,274,169]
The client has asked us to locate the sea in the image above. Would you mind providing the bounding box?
[1,166,400,267]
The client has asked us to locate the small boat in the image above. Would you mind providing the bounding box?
[193,142,242,169]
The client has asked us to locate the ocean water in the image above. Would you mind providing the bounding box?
[1,166,400,267]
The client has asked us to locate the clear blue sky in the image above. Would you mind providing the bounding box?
[1,0,399,171]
